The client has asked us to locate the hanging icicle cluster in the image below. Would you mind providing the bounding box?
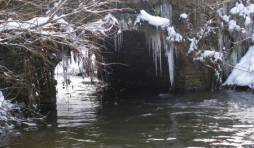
[135,10,182,86]
[143,27,163,77]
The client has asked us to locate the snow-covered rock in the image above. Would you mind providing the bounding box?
[224,46,254,89]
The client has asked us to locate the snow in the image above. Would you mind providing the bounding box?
[0,17,50,32]
[0,91,14,110]
[0,91,5,107]
[54,16,74,33]
[229,3,248,16]
[166,27,182,42]
[217,9,229,23]
[193,49,223,84]
[117,29,122,34]
[202,50,223,62]
[248,4,254,13]
[224,46,254,89]
[1,91,17,135]
[85,13,119,36]
[245,16,252,26]
[221,15,230,23]
[188,37,198,54]
[194,50,223,62]
[180,13,188,19]
[228,20,241,32]
[1,91,38,138]
[135,10,170,28]
[0,15,76,40]
[229,2,254,27]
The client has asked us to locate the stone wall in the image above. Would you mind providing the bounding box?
[101,0,215,92]
[174,51,213,92]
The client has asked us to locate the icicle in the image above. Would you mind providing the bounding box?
[62,53,67,84]
[160,44,162,77]
[218,31,223,52]
[150,29,162,76]
[231,49,238,68]
[161,2,175,83]
[166,43,175,87]
[147,34,151,56]
[114,33,117,52]
[114,29,123,52]
[135,6,182,85]
[161,2,172,26]
[152,38,155,63]
[117,32,122,51]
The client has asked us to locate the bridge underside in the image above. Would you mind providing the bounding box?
[102,30,213,92]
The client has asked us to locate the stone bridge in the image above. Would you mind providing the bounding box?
[2,0,239,105]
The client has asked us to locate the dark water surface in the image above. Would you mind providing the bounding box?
[4,76,254,148]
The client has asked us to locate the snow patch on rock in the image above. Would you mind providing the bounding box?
[224,46,254,89]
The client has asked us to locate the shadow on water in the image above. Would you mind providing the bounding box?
[2,76,254,148]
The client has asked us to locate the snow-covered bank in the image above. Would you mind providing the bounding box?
[0,91,39,140]
[0,91,19,135]
[224,46,254,89]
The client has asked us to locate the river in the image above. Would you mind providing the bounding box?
[3,76,254,148]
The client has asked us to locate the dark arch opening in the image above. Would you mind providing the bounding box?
[102,30,170,93]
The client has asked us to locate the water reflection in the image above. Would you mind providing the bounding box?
[56,76,100,128]
[4,77,254,147]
